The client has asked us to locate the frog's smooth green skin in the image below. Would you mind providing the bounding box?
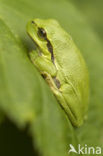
[26,19,89,127]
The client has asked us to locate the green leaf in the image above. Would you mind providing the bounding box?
[70,0,103,41]
[0,18,41,126]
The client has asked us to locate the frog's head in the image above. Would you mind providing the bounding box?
[27,18,59,62]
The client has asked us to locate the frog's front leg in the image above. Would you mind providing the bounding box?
[29,50,59,90]
[29,50,57,77]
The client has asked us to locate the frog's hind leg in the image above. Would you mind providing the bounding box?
[59,83,83,127]
[53,87,78,126]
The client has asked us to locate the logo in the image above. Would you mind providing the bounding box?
[68,144,102,155]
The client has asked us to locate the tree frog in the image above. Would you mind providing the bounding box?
[26,19,89,127]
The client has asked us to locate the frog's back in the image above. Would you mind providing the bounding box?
[46,20,89,121]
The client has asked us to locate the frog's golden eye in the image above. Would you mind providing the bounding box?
[38,28,47,39]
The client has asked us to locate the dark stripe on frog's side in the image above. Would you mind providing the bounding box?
[46,39,54,64]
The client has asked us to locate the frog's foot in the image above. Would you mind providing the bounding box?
[41,71,59,91]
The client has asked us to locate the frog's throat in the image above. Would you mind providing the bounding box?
[35,42,43,57]
[27,33,42,56]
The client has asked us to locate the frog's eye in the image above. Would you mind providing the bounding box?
[38,28,47,39]
[31,21,35,24]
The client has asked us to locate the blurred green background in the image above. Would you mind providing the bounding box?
[0,0,103,156]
